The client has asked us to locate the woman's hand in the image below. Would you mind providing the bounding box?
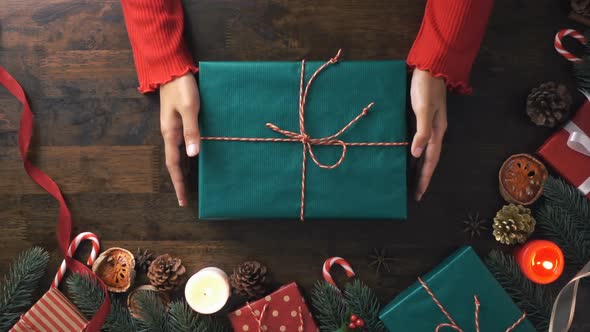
[410,69,448,201]
[159,73,200,207]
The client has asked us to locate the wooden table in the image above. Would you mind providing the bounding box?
[0,0,588,330]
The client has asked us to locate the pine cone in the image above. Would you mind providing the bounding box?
[572,0,590,16]
[526,82,572,127]
[229,261,269,300]
[492,204,536,245]
[147,254,187,292]
[135,248,156,272]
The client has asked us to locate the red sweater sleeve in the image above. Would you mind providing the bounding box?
[121,0,197,93]
[407,0,493,94]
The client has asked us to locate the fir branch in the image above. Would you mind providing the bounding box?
[535,204,590,271]
[486,250,553,331]
[133,290,169,332]
[344,279,386,332]
[311,281,347,332]
[168,301,204,332]
[65,273,135,332]
[0,247,50,331]
[542,176,590,230]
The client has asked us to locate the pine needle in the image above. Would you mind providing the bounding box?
[168,301,204,332]
[486,250,553,331]
[344,279,386,332]
[311,281,347,331]
[0,247,50,331]
[65,273,135,332]
[133,290,169,332]
[542,177,590,230]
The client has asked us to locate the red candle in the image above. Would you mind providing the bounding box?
[514,240,565,284]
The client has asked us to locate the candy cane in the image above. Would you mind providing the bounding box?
[554,29,587,62]
[322,257,355,288]
[52,232,100,288]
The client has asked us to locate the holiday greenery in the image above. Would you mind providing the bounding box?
[311,279,386,332]
[66,272,230,332]
[0,247,50,331]
[485,250,553,331]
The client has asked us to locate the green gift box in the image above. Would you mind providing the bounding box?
[198,54,407,220]
[379,246,537,332]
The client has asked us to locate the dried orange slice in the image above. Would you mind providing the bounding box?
[92,247,136,293]
[499,153,548,205]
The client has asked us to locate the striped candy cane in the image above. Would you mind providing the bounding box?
[52,232,100,288]
[322,257,355,289]
[554,29,587,62]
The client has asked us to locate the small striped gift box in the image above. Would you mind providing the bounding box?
[10,287,88,332]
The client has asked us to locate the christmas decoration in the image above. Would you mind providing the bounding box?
[367,248,396,275]
[462,212,488,239]
[198,51,408,220]
[492,204,536,245]
[11,233,106,332]
[135,248,156,272]
[486,250,553,331]
[229,260,270,300]
[128,285,170,319]
[379,247,536,332]
[514,240,565,285]
[228,282,319,332]
[0,247,49,331]
[148,254,187,292]
[312,257,385,332]
[554,29,590,93]
[538,101,590,200]
[526,82,572,127]
[548,259,590,332]
[535,176,590,272]
[185,267,230,314]
[498,153,548,205]
[93,247,136,293]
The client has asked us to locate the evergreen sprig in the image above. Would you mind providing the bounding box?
[0,247,50,331]
[486,250,553,331]
[66,273,135,332]
[133,290,168,332]
[344,279,386,332]
[311,282,347,331]
[542,176,590,230]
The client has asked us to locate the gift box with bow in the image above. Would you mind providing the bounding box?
[198,51,408,220]
[538,101,590,199]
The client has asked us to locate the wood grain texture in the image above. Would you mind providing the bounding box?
[0,0,589,330]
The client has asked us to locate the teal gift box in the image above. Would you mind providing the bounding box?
[379,246,537,332]
[198,55,407,220]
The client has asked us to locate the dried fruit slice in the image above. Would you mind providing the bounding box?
[499,153,548,205]
[92,247,136,293]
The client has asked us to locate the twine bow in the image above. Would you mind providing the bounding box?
[246,303,304,332]
[202,50,408,221]
[418,278,527,332]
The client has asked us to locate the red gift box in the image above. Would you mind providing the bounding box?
[10,287,88,332]
[229,282,318,332]
[538,101,590,199]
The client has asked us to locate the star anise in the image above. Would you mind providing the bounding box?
[368,248,396,275]
[463,213,488,239]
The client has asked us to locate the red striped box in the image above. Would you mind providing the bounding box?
[10,287,88,332]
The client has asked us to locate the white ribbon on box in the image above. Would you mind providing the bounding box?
[564,121,590,194]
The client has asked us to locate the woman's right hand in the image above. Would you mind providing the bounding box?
[159,72,200,207]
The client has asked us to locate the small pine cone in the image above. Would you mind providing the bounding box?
[572,0,590,16]
[229,261,270,300]
[147,254,187,292]
[526,82,572,127]
[135,248,156,272]
[492,204,536,245]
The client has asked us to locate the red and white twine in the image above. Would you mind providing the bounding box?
[554,29,587,62]
[52,232,100,288]
[322,257,355,289]
[417,278,527,332]
[201,50,408,221]
[246,302,303,332]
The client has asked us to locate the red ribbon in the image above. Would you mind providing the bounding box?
[202,50,408,221]
[0,66,111,331]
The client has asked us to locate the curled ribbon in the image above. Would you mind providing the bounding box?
[564,121,590,157]
[548,260,590,332]
[201,50,408,221]
[418,278,527,332]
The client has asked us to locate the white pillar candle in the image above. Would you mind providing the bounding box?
[185,267,230,314]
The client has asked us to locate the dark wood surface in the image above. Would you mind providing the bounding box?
[0,0,588,330]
